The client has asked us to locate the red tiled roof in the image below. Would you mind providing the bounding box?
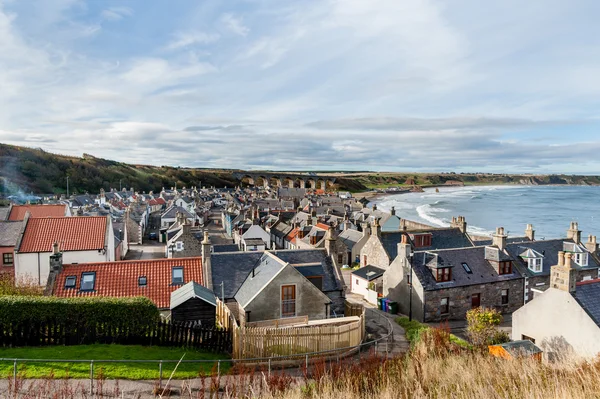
[54,257,203,308]
[9,204,67,221]
[19,217,107,253]
[316,223,330,230]
[156,198,166,205]
[286,227,299,244]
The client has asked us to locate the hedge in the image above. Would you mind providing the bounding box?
[0,296,159,333]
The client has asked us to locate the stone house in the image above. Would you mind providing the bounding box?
[512,252,600,360]
[384,233,524,322]
[338,223,370,266]
[167,223,203,259]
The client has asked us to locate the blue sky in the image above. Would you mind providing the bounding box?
[1,0,600,173]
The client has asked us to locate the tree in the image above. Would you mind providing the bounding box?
[466,307,510,346]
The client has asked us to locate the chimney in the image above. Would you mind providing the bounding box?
[45,242,63,296]
[371,218,381,237]
[307,214,313,226]
[397,234,411,261]
[361,222,370,237]
[400,218,407,231]
[525,224,535,241]
[201,231,213,290]
[492,227,507,251]
[586,235,598,254]
[390,206,395,216]
[567,222,582,244]
[325,224,336,257]
[373,204,377,212]
[451,216,467,234]
[551,251,577,293]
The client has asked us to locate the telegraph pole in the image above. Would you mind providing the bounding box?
[66,176,69,198]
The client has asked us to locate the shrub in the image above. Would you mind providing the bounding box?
[0,274,43,296]
[466,307,505,346]
[0,296,159,333]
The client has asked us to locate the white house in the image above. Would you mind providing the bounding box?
[175,197,196,215]
[512,251,600,360]
[14,215,115,286]
[350,265,384,304]
[161,206,196,228]
[238,225,271,251]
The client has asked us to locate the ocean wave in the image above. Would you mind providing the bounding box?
[416,204,449,227]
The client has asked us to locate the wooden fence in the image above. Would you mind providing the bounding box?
[216,298,238,330]
[233,310,365,359]
[0,321,232,353]
[246,316,308,328]
[345,301,364,317]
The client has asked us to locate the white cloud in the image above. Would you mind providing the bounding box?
[220,13,249,36]
[101,7,133,21]
[165,31,219,50]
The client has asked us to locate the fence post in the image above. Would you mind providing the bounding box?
[89,360,94,397]
[268,358,271,378]
[217,360,221,379]
[305,354,308,370]
[13,359,17,387]
[159,360,163,389]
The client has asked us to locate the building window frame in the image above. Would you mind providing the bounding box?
[528,258,543,273]
[501,289,509,305]
[65,275,77,289]
[172,267,184,285]
[138,276,147,287]
[440,297,449,315]
[281,284,297,318]
[80,272,96,292]
[499,261,512,275]
[436,267,451,282]
[2,253,13,266]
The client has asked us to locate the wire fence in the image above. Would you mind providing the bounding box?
[0,308,394,396]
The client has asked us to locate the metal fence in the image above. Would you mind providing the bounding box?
[0,308,394,396]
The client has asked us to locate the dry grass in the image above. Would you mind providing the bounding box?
[4,328,600,398]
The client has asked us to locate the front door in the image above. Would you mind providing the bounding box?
[471,293,481,308]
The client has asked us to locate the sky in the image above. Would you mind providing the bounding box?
[1,0,600,173]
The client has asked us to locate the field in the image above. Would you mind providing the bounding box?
[0,345,230,379]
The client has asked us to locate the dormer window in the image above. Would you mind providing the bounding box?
[499,261,512,275]
[574,253,588,267]
[310,235,318,245]
[412,234,432,248]
[528,258,542,273]
[436,268,452,282]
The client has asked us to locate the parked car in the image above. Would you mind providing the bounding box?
[148,232,158,240]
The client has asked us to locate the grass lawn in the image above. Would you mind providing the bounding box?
[395,317,472,349]
[0,345,231,380]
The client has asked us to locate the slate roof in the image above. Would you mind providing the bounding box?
[352,265,384,281]
[213,244,240,253]
[234,253,287,308]
[161,206,194,219]
[0,207,9,221]
[494,340,543,357]
[170,281,217,309]
[8,204,67,220]
[211,251,263,299]
[412,246,523,291]
[574,280,600,326]
[338,229,364,250]
[270,249,342,293]
[506,239,600,277]
[53,257,203,309]
[18,217,107,253]
[473,236,532,246]
[0,221,23,246]
[379,228,474,262]
[72,195,95,207]
[271,222,292,239]
[243,238,266,246]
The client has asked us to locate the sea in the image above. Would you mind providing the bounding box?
[374,185,600,239]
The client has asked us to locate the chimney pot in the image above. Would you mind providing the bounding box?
[558,251,565,267]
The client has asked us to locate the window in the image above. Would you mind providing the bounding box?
[80,272,96,291]
[461,262,472,274]
[501,289,509,305]
[436,267,451,282]
[440,297,449,314]
[338,254,344,264]
[2,253,13,265]
[65,276,77,289]
[413,234,432,248]
[363,255,368,267]
[172,267,184,285]
[528,258,542,272]
[175,242,184,251]
[471,293,481,308]
[521,334,536,344]
[499,261,512,275]
[281,285,296,317]
[138,276,147,287]
[574,253,588,267]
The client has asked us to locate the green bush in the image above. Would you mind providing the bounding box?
[0,296,159,333]
[396,316,472,349]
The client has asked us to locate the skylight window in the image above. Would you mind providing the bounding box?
[65,276,76,289]
[172,267,184,285]
[138,276,147,287]
[80,272,96,291]
[461,262,472,274]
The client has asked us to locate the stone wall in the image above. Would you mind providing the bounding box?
[172,227,203,258]
[423,278,524,322]
[360,235,391,269]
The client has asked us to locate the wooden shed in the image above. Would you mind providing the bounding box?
[170,281,217,326]
[489,340,543,362]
